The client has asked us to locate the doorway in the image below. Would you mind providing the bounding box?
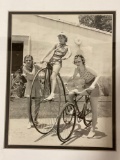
[12,42,23,73]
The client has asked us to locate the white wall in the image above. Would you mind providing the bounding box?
[12,14,112,76]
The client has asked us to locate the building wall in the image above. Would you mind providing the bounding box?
[12,14,112,76]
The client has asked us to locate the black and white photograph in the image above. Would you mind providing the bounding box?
[5,12,115,150]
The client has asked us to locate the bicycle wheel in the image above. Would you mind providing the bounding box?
[57,102,76,142]
[83,99,92,127]
[30,67,64,134]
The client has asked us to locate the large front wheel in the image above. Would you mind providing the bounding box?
[30,67,63,134]
[57,102,76,142]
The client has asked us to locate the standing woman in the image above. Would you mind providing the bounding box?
[23,55,41,129]
[68,53,100,138]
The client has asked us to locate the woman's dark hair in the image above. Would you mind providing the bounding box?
[24,55,33,63]
[73,54,85,65]
[58,35,68,42]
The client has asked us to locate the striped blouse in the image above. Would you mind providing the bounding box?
[51,43,68,62]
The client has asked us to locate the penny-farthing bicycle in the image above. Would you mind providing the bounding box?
[57,86,92,142]
[30,61,67,134]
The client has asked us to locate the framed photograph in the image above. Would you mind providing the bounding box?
[4,11,116,150]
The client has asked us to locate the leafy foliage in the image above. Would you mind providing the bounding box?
[78,14,112,33]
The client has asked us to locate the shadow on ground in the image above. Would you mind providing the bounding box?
[64,125,107,146]
[33,123,107,145]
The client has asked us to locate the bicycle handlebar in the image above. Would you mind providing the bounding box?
[76,88,91,95]
[64,83,94,95]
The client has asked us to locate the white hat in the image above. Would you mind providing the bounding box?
[58,32,67,38]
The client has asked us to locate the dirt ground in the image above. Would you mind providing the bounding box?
[7,97,113,148]
[8,117,112,148]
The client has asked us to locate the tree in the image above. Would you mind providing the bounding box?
[78,14,112,33]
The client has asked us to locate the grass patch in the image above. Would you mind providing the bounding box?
[9,96,112,119]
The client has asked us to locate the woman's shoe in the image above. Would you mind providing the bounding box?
[27,122,32,129]
[87,130,95,138]
[44,93,55,101]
